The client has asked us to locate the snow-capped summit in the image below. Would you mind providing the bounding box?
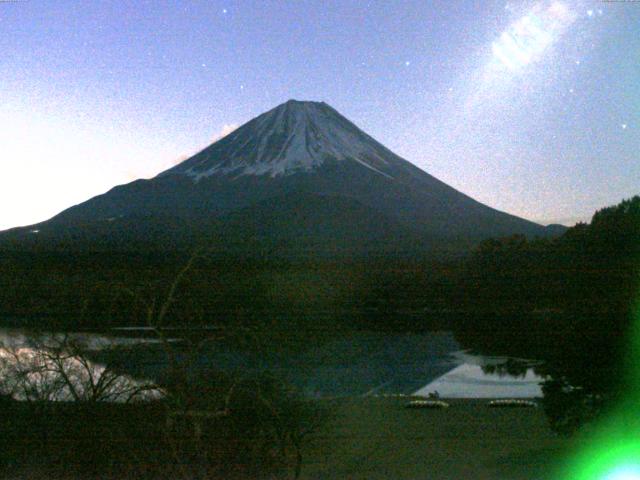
[163,100,395,180]
[1,100,562,255]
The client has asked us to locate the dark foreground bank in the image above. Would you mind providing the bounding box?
[0,395,582,480]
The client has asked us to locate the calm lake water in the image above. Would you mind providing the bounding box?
[414,351,543,399]
[0,327,544,400]
[0,327,161,402]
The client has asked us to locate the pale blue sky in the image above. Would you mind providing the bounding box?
[1,0,638,229]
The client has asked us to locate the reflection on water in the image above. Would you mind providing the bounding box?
[0,328,162,402]
[414,351,545,399]
[0,328,163,350]
[0,328,546,401]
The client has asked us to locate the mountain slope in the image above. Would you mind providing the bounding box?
[0,99,561,255]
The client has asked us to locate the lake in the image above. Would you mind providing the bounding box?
[0,327,544,400]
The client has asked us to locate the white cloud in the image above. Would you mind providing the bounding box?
[211,123,239,143]
[130,123,240,180]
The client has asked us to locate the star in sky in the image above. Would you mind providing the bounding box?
[0,0,638,230]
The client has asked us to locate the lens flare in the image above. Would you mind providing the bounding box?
[492,1,576,71]
[604,465,640,480]
[559,427,640,479]
[557,305,640,479]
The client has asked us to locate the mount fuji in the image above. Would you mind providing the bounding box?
[1,100,561,256]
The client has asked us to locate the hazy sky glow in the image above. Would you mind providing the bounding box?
[1,0,638,230]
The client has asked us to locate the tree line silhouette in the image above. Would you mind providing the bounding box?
[0,197,637,439]
[456,196,640,433]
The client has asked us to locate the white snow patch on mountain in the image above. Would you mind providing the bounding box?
[181,101,395,181]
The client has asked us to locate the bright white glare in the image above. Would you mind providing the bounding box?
[492,1,576,71]
[603,465,640,480]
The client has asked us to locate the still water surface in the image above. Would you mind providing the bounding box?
[0,327,544,400]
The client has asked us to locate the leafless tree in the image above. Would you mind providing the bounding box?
[117,250,326,479]
[0,334,161,403]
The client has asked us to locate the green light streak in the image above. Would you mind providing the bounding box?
[557,304,640,479]
[558,416,640,479]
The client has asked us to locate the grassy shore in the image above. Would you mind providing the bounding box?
[301,397,574,480]
[0,396,582,479]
